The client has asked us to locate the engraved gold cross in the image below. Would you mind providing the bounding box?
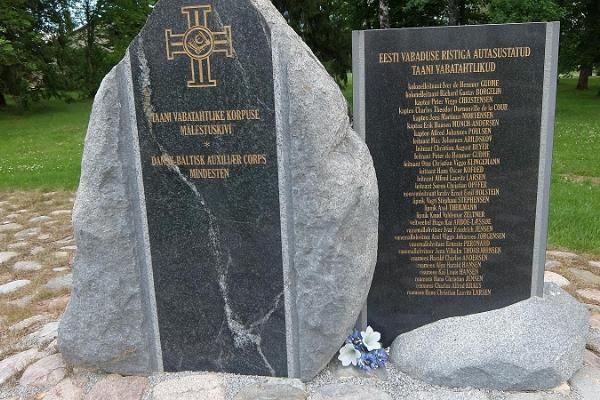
[165,5,233,88]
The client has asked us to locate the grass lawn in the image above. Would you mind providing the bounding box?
[0,77,598,254]
[0,97,92,189]
[548,77,600,255]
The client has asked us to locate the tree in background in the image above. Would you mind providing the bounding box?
[101,0,154,60]
[271,0,366,84]
[70,0,155,96]
[2,0,598,107]
[70,0,102,96]
[377,0,391,28]
[447,0,464,24]
[389,0,446,27]
[557,0,600,91]
[0,0,72,109]
[486,0,564,23]
[386,0,484,28]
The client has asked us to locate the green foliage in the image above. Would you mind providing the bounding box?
[393,0,446,27]
[68,0,155,96]
[487,0,564,23]
[556,0,600,76]
[2,0,599,103]
[272,0,365,84]
[0,0,73,109]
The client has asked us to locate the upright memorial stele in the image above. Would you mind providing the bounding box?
[59,0,378,380]
[353,22,559,344]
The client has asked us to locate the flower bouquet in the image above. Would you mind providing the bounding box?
[337,326,388,371]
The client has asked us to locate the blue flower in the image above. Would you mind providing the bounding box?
[373,348,389,366]
[341,329,387,371]
[345,330,365,351]
[357,351,379,371]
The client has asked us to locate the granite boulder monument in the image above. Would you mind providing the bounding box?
[59,0,378,381]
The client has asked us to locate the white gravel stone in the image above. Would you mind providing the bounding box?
[544,271,570,288]
[23,321,59,347]
[7,294,34,308]
[406,390,490,400]
[587,313,600,353]
[29,216,52,224]
[86,374,148,400]
[0,222,23,232]
[51,210,72,216]
[60,245,77,251]
[584,349,600,369]
[589,261,600,270]
[13,260,43,271]
[547,260,561,270]
[0,251,18,264]
[234,380,307,400]
[54,236,74,245]
[550,382,571,395]
[45,274,73,290]
[7,242,28,249]
[8,315,51,333]
[0,348,45,385]
[53,251,69,259]
[331,362,388,380]
[38,233,51,240]
[14,227,41,240]
[53,267,70,272]
[19,353,67,387]
[152,375,225,400]
[44,339,59,355]
[503,394,544,400]
[311,383,392,400]
[569,268,600,286]
[548,251,579,259]
[0,279,31,294]
[44,377,86,400]
[578,289,600,304]
[569,365,600,400]
[31,246,46,255]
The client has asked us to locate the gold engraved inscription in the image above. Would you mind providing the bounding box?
[392,67,514,297]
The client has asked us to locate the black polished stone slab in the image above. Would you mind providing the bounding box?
[354,23,558,345]
[130,0,286,376]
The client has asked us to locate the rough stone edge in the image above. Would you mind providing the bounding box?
[390,283,589,390]
[250,0,379,381]
[124,46,164,372]
[531,21,560,297]
[58,54,161,375]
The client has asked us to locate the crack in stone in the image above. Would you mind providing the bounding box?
[136,36,281,377]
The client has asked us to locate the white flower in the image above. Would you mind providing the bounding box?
[361,326,382,351]
[338,343,361,367]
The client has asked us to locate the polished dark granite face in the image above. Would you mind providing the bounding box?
[363,24,548,345]
[130,0,287,376]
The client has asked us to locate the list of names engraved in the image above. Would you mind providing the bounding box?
[380,48,533,298]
